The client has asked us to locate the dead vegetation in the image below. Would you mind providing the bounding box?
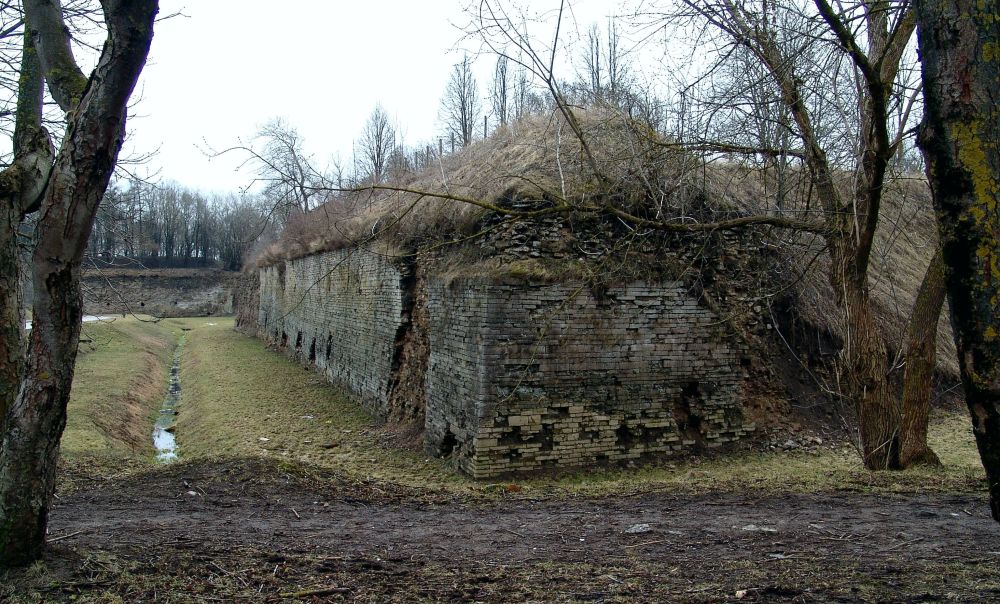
[252,109,717,267]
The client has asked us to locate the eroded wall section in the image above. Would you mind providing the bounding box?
[424,280,751,477]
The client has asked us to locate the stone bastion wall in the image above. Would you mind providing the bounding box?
[239,248,753,478]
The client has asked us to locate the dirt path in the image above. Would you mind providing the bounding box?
[15,459,1000,602]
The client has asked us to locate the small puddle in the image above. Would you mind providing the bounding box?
[153,336,184,462]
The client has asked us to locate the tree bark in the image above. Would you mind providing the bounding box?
[0,264,82,564]
[0,29,51,439]
[899,248,946,467]
[0,206,23,433]
[915,0,1000,519]
[0,0,158,566]
[831,241,901,469]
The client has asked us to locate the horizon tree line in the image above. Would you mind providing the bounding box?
[84,180,272,271]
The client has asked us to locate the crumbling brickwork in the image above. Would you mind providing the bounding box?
[82,269,237,317]
[246,252,753,478]
[233,271,259,334]
[424,279,751,477]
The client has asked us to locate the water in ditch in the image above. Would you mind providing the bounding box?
[153,336,184,462]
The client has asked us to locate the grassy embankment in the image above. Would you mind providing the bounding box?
[59,316,986,497]
[56,317,184,485]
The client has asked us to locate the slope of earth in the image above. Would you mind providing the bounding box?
[2,317,996,602]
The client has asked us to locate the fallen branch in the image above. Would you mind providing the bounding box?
[879,537,924,553]
[623,539,669,549]
[279,586,350,598]
[47,529,86,543]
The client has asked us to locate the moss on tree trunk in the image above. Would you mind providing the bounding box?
[916,0,1000,519]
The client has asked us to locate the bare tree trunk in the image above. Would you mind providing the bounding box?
[0,0,158,566]
[0,262,83,564]
[915,0,1000,519]
[839,266,901,469]
[0,207,23,432]
[899,248,946,467]
[0,29,50,442]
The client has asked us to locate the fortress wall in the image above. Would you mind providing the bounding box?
[424,280,751,477]
[256,249,406,417]
[245,252,753,477]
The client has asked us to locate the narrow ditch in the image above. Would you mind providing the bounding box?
[153,335,184,462]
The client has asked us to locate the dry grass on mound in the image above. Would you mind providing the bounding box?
[773,175,953,375]
[254,108,703,267]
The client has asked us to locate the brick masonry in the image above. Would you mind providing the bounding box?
[254,249,407,418]
[423,279,752,477]
[240,251,754,478]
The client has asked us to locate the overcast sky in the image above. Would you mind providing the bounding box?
[123,0,623,195]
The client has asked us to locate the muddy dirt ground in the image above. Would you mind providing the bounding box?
[7,459,999,603]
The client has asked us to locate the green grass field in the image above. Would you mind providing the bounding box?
[60,316,986,497]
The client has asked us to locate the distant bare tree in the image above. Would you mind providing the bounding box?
[579,20,631,106]
[440,54,481,147]
[582,24,602,99]
[253,118,329,217]
[702,24,797,212]
[330,152,347,189]
[510,63,545,119]
[216,194,269,271]
[492,54,511,126]
[87,180,270,270]
[357,103,396,184]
